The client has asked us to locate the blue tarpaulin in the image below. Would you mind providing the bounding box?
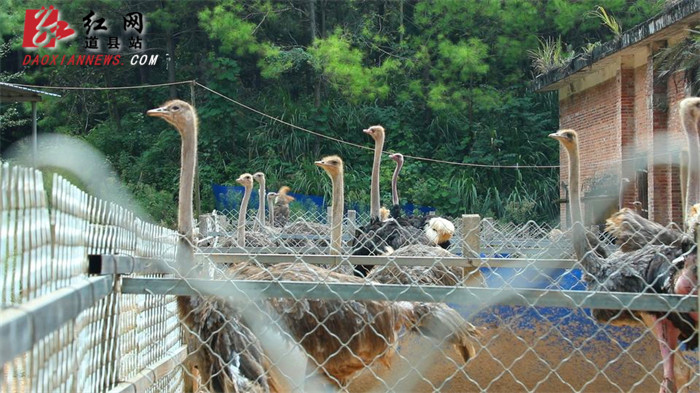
[211,183,436,216]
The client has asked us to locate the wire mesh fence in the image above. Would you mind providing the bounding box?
[1,161,698,392]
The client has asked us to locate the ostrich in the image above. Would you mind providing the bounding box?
[366,152,479,286]
[550,129,697,393]
[230,155,481,387]
[147,100,270,393]
[271,184,330,250]
[352,127,432,274]
[388,152,455,249]
[236,173,277,248]
[273,186,293,227]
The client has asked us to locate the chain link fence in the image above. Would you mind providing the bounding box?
[1,162,698,392]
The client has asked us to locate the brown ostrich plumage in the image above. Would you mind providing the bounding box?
[605,208,693,252]
[232,261,480,386]
[367,245,484,287]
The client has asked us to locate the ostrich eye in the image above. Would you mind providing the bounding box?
[171,105,180,111]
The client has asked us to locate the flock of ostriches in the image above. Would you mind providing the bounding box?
[146,97,699,393]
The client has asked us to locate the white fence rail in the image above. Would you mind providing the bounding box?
[0,163,182,393]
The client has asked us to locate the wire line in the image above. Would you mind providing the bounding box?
[8,80,560,169]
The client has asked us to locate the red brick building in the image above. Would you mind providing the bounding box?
[534,0,699,228]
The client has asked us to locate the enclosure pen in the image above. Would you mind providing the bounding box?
[0,157,697,391]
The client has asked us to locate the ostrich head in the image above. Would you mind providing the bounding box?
[389,152,404,165]
[680,96,700,124]
[253,172,266,184]
[314,155,344,178]
[236,173,254,189]
[548,129,578,153]
[146,100,197,136]
[363,125,385,144]
[379,207,390,221]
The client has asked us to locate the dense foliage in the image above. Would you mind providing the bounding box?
[0,0,669,227]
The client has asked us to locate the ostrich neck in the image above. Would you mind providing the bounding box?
[238,185,252,245]
[268,196,275,226]
[330,173,344,255]
[683,115,700,210]
[179,128,197,242]
[257,179,266,225]
[568,144,583,226]
[567,143,600,272]
[370,136,384,220]
[391,159,402,207]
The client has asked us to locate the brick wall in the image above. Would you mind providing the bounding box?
[666,71,688,224]
[651,58,672,224]
[634,62,652,216]
[620,66,636,210]
[559,72,621,227]
[557,57,689,228]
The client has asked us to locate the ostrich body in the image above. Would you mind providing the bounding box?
[148,100,269,393]
[551,129,697,393]
[271,187,331,250]
[366,244,484,287]
[388,153,455,249]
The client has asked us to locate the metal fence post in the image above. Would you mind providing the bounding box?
[461,214,481,258]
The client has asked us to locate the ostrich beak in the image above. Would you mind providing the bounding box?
[362,128,372,134]
[147,106,168,118]
[314,160,326,167]
[548,132,564,141]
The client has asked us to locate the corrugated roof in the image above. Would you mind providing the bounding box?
[0,82,61,102]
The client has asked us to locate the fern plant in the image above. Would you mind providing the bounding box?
[528,36,575,76]
[589,6,622,38]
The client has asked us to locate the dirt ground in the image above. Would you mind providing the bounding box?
[342,307,699,393]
